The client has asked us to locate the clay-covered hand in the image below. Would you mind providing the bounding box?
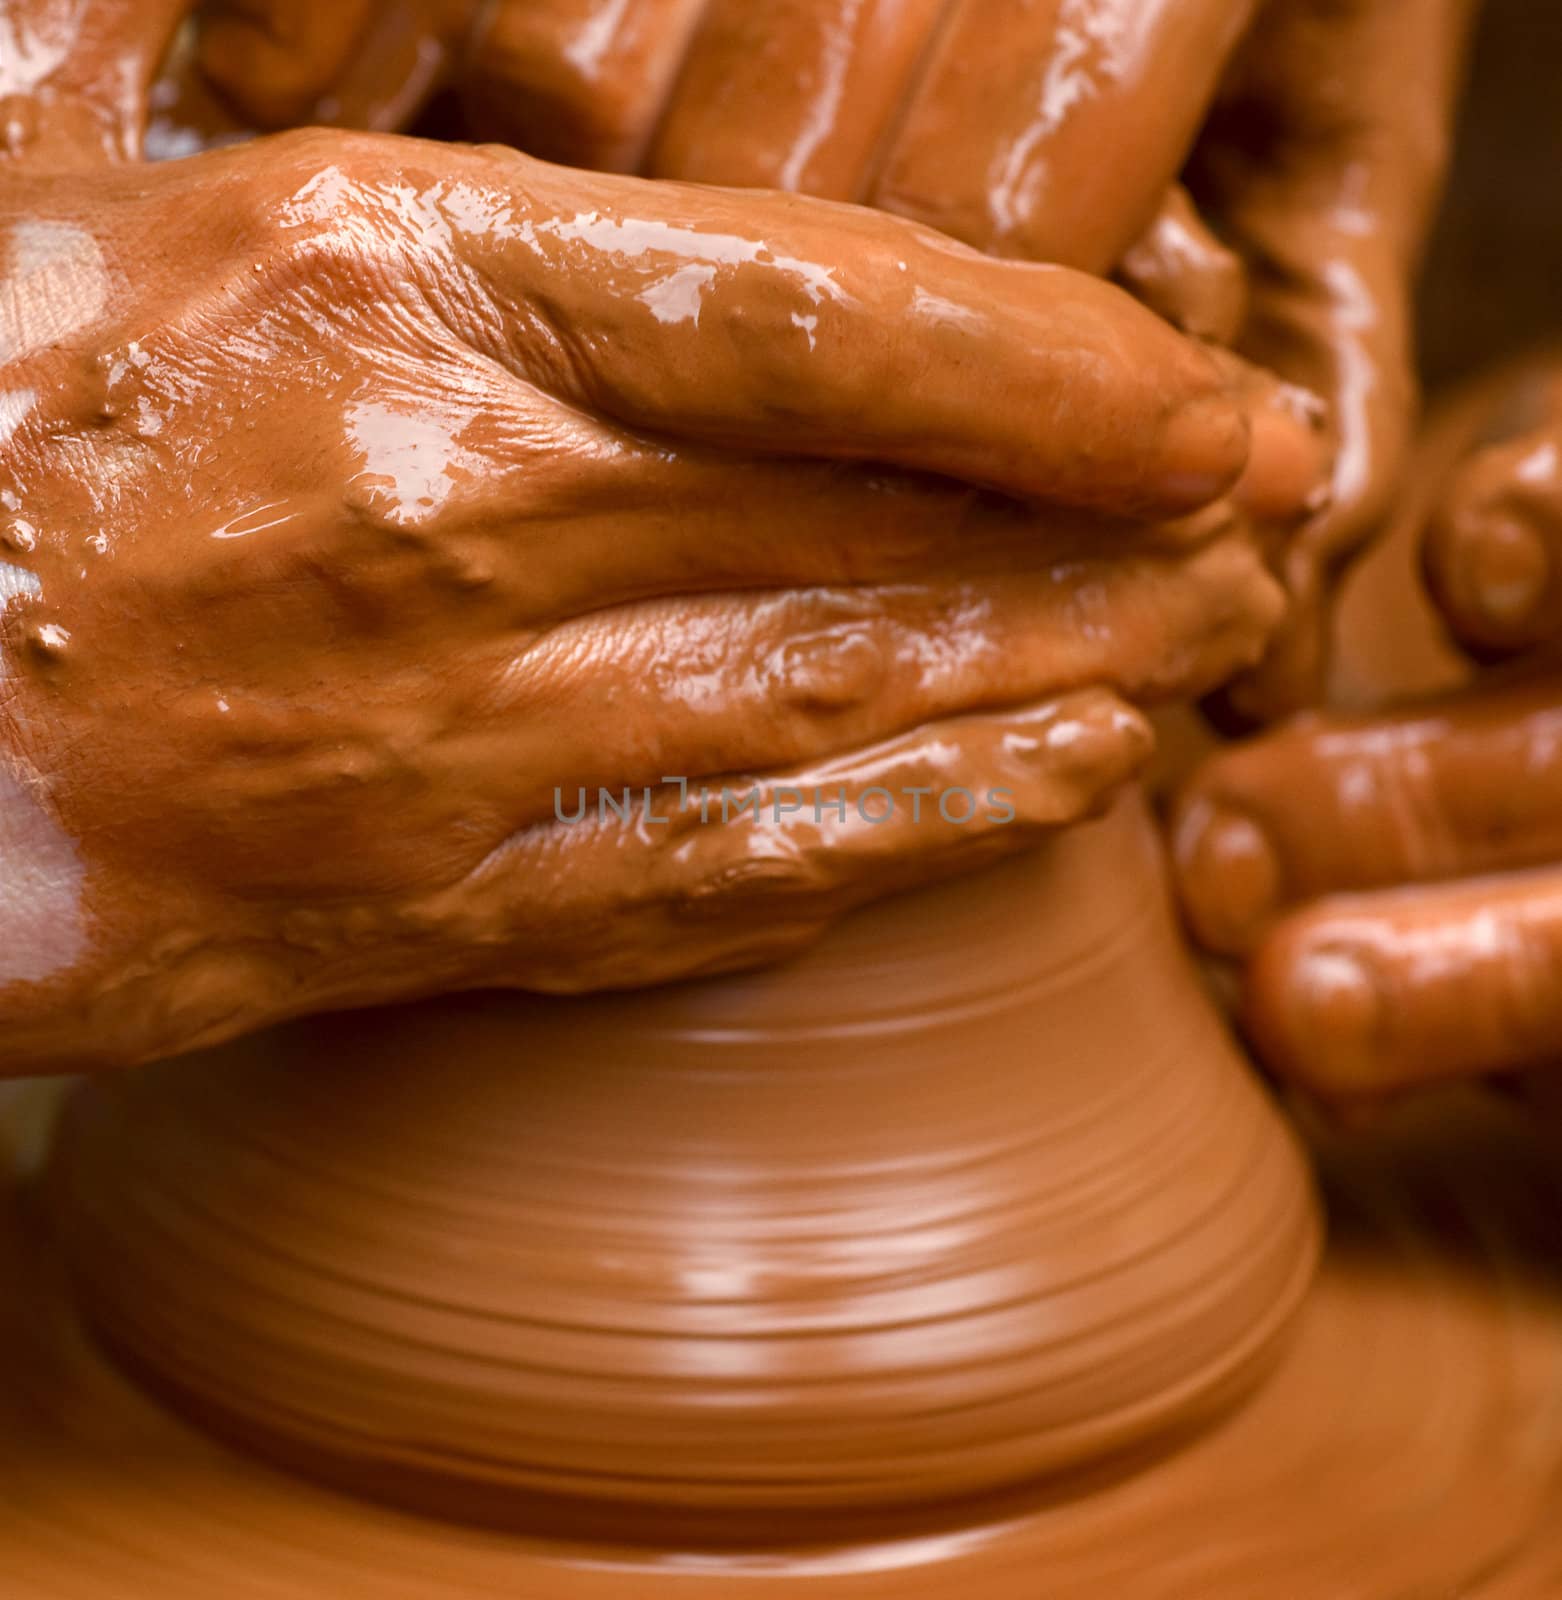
[181,1,1261,278]
[1194,0,1478,718]
[0,130,1295,1073]
[184,0,1476,722]
[1172,355,1562,1103]
[637,0,1476,718]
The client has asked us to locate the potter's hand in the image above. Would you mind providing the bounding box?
[188,0,1473,723]
[0,131,1290,1073]
[653,0,1475,719]
[1172,358,1562,1103]
[1172,679,1562,1102]
[1196,0,1477,717]
[187,0,1260,279]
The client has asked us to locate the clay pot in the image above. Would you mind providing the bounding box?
[46,792,1318,1539]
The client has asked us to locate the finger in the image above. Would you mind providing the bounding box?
[1424,417,1562,657]
[869,0,1256,272]
[450,153,1250,517]
[452,532,1278,823]
[275,352,1250,663]
[1172,675,1562,956]
[1245,867,1562,1098]
[647,0,947,201]
[187,352,1271,689]
[440,691,1150,993]
[1324,367,1531,710]
[1191,0,1479,717]
[195,0,376,127]
[464,445,1204,622]
[460,0,708,172]
[1207,348,1330,526]
[1115,185,1249,345]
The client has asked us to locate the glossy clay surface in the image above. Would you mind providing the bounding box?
[45,799,1317,1536]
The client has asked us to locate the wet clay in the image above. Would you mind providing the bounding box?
[11,804,1562,1594]
[43,797,1318,1537]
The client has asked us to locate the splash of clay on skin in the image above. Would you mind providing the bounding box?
[0,713,87,987]
[0,222,109,366]
[0,369,83,982]
[346,400,469,526]
[0,506,83,981]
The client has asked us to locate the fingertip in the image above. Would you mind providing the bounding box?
[1212,601,1329,728]
[1426,504,1551,654]
[1152,391,1250,514]
[1236,394,1332,526]
[1246,928,1388,1099]
[1171,793,1282,955]
[1029,690,1154,806]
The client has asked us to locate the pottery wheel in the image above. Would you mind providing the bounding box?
[5,1053,1562,1593]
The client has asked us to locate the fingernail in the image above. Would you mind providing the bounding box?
[1237,402,1330,524]
[1455,515,1549,633]
[1267,943,1384,1097]
[1173,800,1281,954]
[1156,394,1249,511]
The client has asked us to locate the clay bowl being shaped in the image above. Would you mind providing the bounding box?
[5,793,1562,1595]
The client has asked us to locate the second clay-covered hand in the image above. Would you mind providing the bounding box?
[1174,354,1562,1101]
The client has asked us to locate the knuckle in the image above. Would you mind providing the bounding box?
[234,134,422,287]
[767,623,888,715]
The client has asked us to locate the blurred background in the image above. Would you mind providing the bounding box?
[1420,0,1562,387]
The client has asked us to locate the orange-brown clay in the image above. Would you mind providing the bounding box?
[11,7,1562,1599]
[7,851,1562,1593]
[44,798,1319,1537]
